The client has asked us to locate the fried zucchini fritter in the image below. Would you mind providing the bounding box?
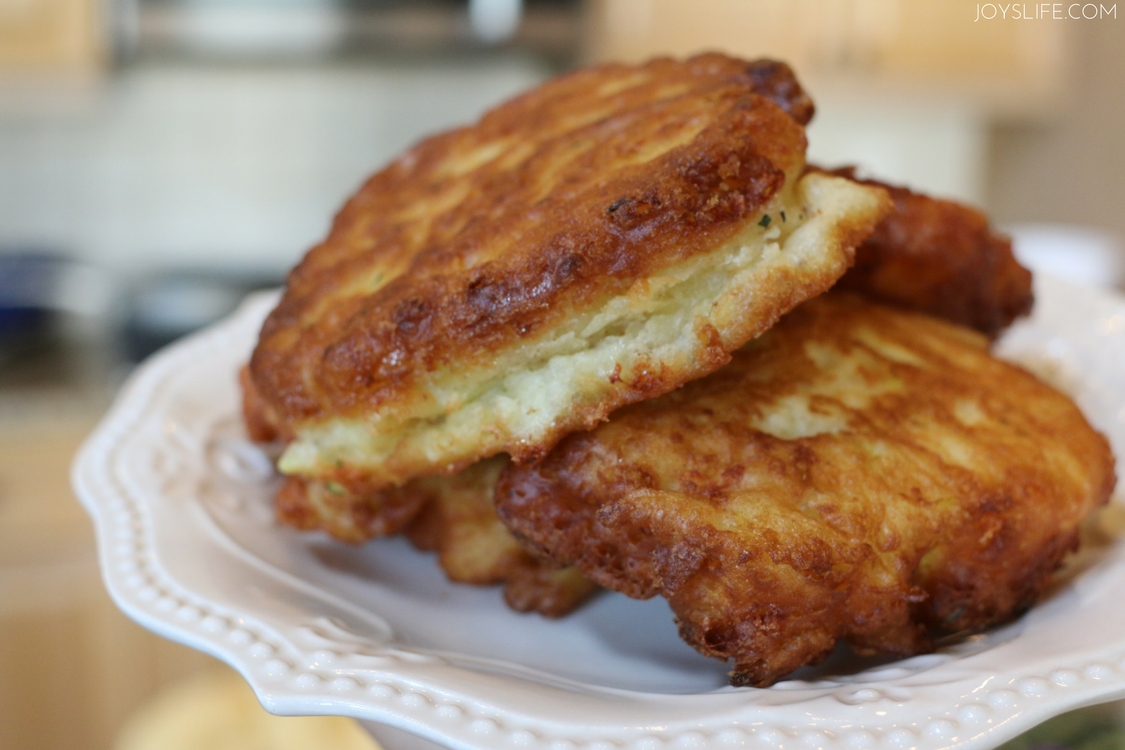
[274,455,596,616]
[273,474,427,543]
[250,54,889,490]
[495,293,1115,686]
[402,457,598,617]
[243,363,599,616]
[401,458,518,584]
[827,167,1034,337]
[239,365,286,443]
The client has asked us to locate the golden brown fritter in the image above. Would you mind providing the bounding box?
[740,58,815,125]
[239,365,286,443]
[249,54,889,490]
[246,339,597,616]
[272,454,596,616]
[400,458,517,584]
[402,457,598,617]
[273,474,428,543]
[244,365,426,541]
[501,562,599,618]
[826,167,1034,337]
[496,293,1115,687]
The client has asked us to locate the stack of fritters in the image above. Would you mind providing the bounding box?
[242,53,1115,686]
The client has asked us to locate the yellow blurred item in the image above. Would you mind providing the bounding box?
[0,0,105,72]
[0,413,214,750]
[0,408,376,750]
[114,668,381,750]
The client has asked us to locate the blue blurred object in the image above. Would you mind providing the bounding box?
[122,270,282,362]
[0,252,66,342]
[0,251,121,384]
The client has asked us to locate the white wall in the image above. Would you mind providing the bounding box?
[807,95,987,204]
[0,58,549,276]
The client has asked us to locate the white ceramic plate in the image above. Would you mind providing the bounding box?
[74,274,1125,750]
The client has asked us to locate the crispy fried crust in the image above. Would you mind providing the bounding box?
[274,475,428,543]
[239,365,286,443]
[402,457,598,617]
[250,54,889,488]
[271,453,598,617]
[826,167,1034,337]
[501,563,599,618]
[496,293,1115,686]
[243,365,427,540]
[402,458,533,583]
[742,59,815,126]
[255,53,808,426]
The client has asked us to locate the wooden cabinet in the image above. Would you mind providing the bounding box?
[0,0,106,73]
[0,415,214,750]
[583,0,1068,117]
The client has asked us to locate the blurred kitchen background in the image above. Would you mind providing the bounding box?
[0,1,1122,748]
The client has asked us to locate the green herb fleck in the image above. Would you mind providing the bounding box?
[758,214,771,228]
[325,481,345,496]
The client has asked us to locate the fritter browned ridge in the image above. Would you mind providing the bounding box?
[250,53,888,489]
[496,293,1115,686]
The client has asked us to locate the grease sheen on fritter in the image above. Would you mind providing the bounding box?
[496,293,1115,686]
[250,54,888,489]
